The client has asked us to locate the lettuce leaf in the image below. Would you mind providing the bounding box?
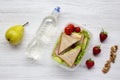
[75,30,90,64]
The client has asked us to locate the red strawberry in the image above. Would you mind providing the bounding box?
[93,45,101,56]
[100,29,108,42]
[64,26,72,35]
[67,24,75,32]
[75,27,81,32]
[86,58,95,69]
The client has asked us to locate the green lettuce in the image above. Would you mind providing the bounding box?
[75,30,90,64]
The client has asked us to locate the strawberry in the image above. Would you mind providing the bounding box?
[86,58,95,69]
[93,45,101,56]
[64,23,81,35]
[100,29,108,42]
[64,26,72,35]
[75,27,81,32]
[67,24,75,32]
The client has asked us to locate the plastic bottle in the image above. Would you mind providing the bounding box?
[25,7,60,60]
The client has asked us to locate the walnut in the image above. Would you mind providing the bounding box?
[111,45,118,53]
[114,45,118,50]
[102,67,110,73]
[110,53,116,63]
[110,56,115,63]
[106,59,111,64]
[105,62,111,68]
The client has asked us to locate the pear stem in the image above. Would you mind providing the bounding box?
[23,22,29,27]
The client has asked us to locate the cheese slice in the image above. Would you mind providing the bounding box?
[59,47,81,67]
[71,33,84,44]
[58,33,80,54]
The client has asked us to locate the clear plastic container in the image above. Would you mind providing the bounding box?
[51,23,92,71]
[25,7,60,60]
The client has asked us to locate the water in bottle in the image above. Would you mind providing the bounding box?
[25,7,61,60]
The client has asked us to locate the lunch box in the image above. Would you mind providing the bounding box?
[51,23,92,71]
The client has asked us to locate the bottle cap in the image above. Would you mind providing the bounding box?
[54,7,60,12]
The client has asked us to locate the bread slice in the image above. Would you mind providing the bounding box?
[59,46,81,67]
[58,33,80,54]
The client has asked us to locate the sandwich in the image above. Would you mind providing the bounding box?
[52,24,90,68]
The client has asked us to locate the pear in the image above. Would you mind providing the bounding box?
[5,22,29,45]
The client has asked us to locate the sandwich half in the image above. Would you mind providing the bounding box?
[58,32,80,54]
[59,46,81,67]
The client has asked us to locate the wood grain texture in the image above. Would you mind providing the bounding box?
[0,0,120,80]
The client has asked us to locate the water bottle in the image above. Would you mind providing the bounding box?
[25,7,60,60]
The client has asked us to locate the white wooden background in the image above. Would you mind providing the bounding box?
[0,0,120,80]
